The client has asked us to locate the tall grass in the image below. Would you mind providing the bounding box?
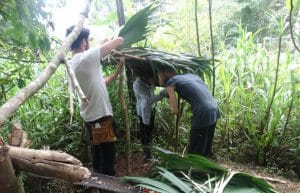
[215,23,299,173]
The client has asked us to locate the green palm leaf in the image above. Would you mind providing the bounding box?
[157,167,193,193]
[118,4,158,49]
[124,147,277,193]
[123,176,181,193]
[154,147,226,174]
[120,47,213,78]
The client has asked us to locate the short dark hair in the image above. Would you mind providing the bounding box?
[156,64,176,73]
[66,25,90,50]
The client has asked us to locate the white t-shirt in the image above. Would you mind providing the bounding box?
[70,47,113,122]
[133,77,164,125]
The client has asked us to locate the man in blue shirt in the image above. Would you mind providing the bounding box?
[157,66,220,157]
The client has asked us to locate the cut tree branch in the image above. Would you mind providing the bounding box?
[113,50,146,61]
[0,0,93,128]
[62,58,88,103]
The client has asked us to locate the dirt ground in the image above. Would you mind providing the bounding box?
[115,152,300,193]
[115,152,154,177]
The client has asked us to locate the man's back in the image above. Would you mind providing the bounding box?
[71,47,112,122]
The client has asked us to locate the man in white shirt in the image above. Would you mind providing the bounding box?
[66,26,124,176]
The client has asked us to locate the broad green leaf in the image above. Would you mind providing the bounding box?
[118,3,158,48]
[122,176,180,193]
[157,167,193,193]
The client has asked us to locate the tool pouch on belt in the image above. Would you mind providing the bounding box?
[91,117,116,145]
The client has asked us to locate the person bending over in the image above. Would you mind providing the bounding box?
[157,66,220,157]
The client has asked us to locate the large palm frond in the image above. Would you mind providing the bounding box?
[118,3,158,49]
[122,48,211,77]
[110,47,213,80]
[123,147,277,193]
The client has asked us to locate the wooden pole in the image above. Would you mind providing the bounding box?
[116,0,131,175]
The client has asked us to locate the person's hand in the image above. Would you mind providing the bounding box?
[159,89,168,97]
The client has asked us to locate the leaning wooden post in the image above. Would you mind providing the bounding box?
[0,0,93,128]
[0,141,25,193]
[116,0,131,175]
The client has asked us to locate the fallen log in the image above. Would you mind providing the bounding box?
[8,146,91,183]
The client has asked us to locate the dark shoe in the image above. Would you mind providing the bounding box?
[143,148,152,159]
[144,156,159,163]
[88,188,99,193]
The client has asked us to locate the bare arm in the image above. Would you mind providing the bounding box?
[134,83,165,105]
[100,37,124,57]
[105,57,124,86]
[167,86,178,114]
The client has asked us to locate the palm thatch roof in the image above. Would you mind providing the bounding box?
[106,47,213,83]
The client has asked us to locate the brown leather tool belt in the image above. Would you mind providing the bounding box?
[87,116,117,145]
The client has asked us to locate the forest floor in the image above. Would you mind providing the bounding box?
[115,152,300,193]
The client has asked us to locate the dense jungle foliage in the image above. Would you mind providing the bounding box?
[0,0,299,192]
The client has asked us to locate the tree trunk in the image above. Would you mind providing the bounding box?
[8,146,91,183]
[0,0,93,128]
[195,0,201,56]
[116,0,126,26]
[0,145,25,193]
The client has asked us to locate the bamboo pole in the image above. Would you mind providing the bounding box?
[0,0,93,128]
